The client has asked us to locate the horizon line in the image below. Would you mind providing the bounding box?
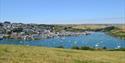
[0,21,124,25]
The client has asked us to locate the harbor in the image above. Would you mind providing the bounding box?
[0,32,125,49]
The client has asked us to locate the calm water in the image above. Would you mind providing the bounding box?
[0,32,125,49]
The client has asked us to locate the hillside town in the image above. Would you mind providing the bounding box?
[0,21,91,40]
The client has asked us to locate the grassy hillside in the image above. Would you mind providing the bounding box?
[72,24,125,39]
[0,45,125,63]
[108,25,125,39]
[72,25,106,30]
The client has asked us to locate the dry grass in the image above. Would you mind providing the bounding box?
[0,45,125,63]
[72,25,106,30]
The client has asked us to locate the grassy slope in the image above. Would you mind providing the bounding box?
[72,25,125,39]
[108,25,125,39]
[0,45,125,63]
[72,25,106,30]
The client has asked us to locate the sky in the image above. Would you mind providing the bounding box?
[0,0,125,24]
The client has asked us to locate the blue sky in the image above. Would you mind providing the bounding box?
[0,0,125,24]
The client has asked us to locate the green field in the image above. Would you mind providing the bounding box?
[0,45,125,63]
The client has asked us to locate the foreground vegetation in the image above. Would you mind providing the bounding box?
[0,45,125,63]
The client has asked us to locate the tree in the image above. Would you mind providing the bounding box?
[0,23,3,27]
[4,21,11,24]
[12,28,23,33]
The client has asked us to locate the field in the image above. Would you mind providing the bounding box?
[0,45,125,63]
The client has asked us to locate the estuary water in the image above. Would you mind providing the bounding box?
[0,32,125,49]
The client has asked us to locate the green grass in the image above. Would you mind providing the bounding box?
[0,45,125,63]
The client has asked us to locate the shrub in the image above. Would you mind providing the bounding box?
[102,47,107,49]
[56,46,64,48]
[109,48,125,51]
[80,46,94,50]
[71,46,79,50]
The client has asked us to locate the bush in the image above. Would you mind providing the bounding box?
[3,35,11,39]
[102,47,107,49]
[80,46,94,50]
[12,28,23,33]
[56,46,64,48]
[71,46,79,50]
[109,48,125,51]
